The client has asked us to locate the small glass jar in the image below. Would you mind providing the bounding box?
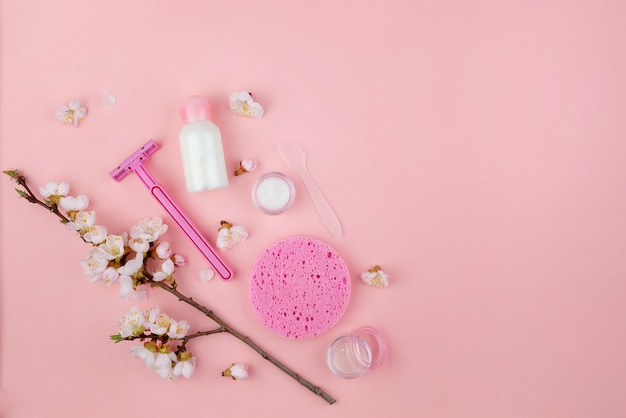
[326,326,386,379]
[252,172,295,215]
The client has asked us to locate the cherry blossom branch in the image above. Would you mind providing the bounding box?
[4,170,70,224]
[115,328,226,343]
[3,169,337,405]
[182,329,226,340]
[153,280,337,405]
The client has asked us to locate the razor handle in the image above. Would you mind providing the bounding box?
[134,164,234,280]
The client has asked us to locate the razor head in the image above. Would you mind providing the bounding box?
[109,139,160,182]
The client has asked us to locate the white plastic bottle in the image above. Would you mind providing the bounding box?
[179,96,228,192]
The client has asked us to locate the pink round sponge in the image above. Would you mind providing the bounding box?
[249,236,351,339]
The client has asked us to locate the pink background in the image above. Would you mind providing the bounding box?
[2,0,626,416]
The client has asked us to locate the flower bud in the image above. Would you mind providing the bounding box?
[156,242,172,259]
[234,159,257,175]
[222,363,249,380]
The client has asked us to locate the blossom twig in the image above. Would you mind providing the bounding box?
[3,170,337,405]
[114,328,225,344]
[3,170,70,224]
[153,280,336,404]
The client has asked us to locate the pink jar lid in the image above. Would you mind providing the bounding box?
[249,236,351,339]
[180,95,213,123]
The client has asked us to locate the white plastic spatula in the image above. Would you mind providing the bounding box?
[277,143,343,237]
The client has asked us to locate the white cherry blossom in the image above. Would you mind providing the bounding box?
[117,306,145,338]
[82,225,108,244]
[66,210,97,232]
[155,242,172,259]
[119,276,134,299]
[150,312,173,336]
[56,100,87,127]
[130,217,168,242]
[173,356,196,379]
[152,258,174,282]
[59,195,89,212]
[101,266,120,286]
[98,234,126,260]
[173,254,186,267]
[216,221,248,250]
[222,363,249,380]
[234,158,257,176]
[128,236,150,253]
[143,306,161,326]
[118,252,144,277]
[80,248,108,283]
[117,253,144,299]
[130,345,155,370]
[229,91,263,118]
[167,319,190,339]
[39,181,69,199]
[154,352,177,379]
[240,159,257,172]
[360,265,390,288]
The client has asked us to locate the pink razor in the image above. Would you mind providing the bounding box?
[109,139,234,280]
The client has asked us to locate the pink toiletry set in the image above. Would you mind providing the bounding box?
[108,95,386,378]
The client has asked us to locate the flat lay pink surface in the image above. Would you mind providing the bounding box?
[2,1,626,417]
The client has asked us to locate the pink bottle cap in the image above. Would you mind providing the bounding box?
[180,96,213,123]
